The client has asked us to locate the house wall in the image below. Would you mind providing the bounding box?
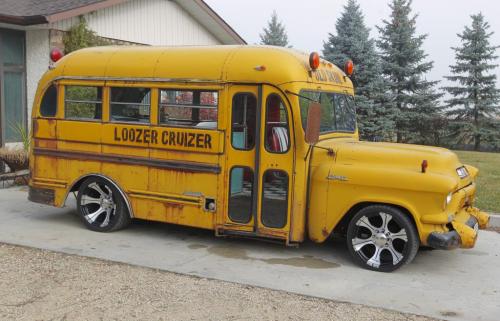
[25,29,49,128]
[51,0,222,46]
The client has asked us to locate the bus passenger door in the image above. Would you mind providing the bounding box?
[256,85,294,239]
[224,85,294,241]
[224,85,258,233]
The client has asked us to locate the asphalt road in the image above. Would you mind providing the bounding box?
[0,187,499,321]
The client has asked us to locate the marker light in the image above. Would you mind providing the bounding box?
[344,60,354,76]
[50,48,63,63]
[421,160,428,173]
[309,52,320,70]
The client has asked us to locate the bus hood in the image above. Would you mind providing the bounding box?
[322,139,474,192]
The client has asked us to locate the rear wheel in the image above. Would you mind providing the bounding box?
[346,205,419,272]
[76,177,131,232]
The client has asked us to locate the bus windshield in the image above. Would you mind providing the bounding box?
[299,90,356,134]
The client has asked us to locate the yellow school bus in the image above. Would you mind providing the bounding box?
[28,46,489,272]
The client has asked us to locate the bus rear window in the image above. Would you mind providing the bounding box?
[40,84,58,117]
[110,87,151,123]
[159,90,218,129]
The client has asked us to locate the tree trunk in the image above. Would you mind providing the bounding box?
[473,88,480,151]
[474,134,481,151]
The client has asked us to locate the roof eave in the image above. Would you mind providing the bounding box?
[0,14,47,26]
[44,0,128,23]
[174,0,246,45]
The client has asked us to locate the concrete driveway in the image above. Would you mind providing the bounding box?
[0,186,499,321]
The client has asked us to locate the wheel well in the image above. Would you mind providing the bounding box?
[65,174,134,218]
[334,202,418,236]
[70,177,87,193]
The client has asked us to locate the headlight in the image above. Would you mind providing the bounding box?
[444,192,453,209]
[456,166,469,179]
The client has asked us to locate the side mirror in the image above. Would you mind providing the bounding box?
[305,102,321,144]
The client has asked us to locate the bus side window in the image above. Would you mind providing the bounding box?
[40,84,58,117]
[231,93,257,150]
[265,94,290,153]
[65,86,103,120]
[159,89,218,129]
[110,87,151,124]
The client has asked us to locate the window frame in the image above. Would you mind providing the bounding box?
[109,86,152,125]
[298,89,357,135]
[228,165,254,224]
[231,92,257,151]
[157,88,219,130]
[260,169,289,229]
[39,83,58,118]
[64,85,103,122]
[264,93,291,154]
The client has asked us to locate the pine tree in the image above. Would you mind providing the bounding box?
[377,0,442,143]
[323,0,393,141]
[260,11,289,47]
[443,13,500,151]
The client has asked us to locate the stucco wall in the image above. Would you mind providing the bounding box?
[25,29,49,126]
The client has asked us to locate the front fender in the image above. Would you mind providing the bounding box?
[307,165,453,243]
[307,163,331,242]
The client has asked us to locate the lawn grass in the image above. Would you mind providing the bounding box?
[454,150,500,213]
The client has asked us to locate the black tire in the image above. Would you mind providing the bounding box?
[76,177,131,232]
[346,205,419,272]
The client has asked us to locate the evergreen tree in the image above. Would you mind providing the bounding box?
[260,11,289,47]
[443,13,500,151]
[323,0,393,141]
[377,0,442,143]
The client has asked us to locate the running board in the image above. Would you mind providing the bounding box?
[216,228,299,247]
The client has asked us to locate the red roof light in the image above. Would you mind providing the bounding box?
[50,48,63,63]
[344,60,354,76]
[309,52,320,70]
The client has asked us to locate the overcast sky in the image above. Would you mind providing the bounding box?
[206,0,500,87]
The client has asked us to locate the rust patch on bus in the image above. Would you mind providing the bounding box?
[28,186,55,206]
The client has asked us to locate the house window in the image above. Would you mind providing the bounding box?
[159,89,218,129]
[110,87,151,123]
[65,86,103,120]
[0,29,26,143]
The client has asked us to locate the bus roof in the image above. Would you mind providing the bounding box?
[48,45,352,88]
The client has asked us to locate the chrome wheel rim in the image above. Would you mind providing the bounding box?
[80,182,116,228]
[351,212,408,269]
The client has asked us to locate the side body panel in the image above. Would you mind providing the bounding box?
[31,81,225,231]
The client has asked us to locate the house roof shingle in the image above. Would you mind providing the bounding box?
[0,0,104,17]
[0,0,120,25]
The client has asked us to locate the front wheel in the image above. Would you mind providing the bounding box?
[76,177,131,232]
[346,205,419,272]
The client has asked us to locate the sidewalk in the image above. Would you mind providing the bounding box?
[489,212,500,228]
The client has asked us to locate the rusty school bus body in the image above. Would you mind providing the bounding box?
[29,45,489,272]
